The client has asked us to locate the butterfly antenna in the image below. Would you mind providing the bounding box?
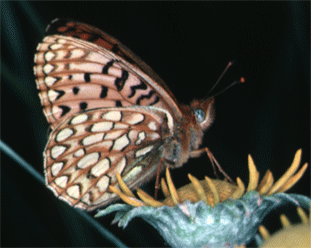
[208,61,235,95]
[212,77,245,98]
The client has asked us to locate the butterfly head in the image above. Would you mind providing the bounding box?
[191,97,215,131]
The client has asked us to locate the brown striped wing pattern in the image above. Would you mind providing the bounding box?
[34,19,181,130]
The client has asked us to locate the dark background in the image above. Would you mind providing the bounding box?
[2,2,309,247]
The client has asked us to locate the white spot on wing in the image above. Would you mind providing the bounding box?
[114,123,128,129]
[90,122,113,132]
[48,90,60,102]
[54,176,68,188]
[71,49,86,58]
[57,38,67,44]
[125,113,144,125]
[77,152,100,169]
[135,131,146,145]
[43,64,55,74]
[56,128,74,142]
[104,130,124,140]
[51,145,67,159]
[82,133,104,146]
[45,76,58,86]
[135,145,154,157]
[66,185,80,199]
[102,111,122,121]
[51,162,64,176]
[148,132,160,140]
[71,114,88,124]
[91,158,110,177]
[74,148,85,157]
[148,121,157,131]
[50,43,63,50]
[96,175,110,192]
[45,51,55,61]
[112,134,130,151]
[81,193,91,205]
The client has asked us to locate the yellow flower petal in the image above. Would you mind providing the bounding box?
[258,225,270,240]
[276,163,308,193]
[116,173,136,198]
[165,167,180,204]
[246,154,260,192]
[266,149,302,195]
[280,214,291,228]
[257,170,274,195]
[205,176,220,206]
[231,177,245,199]
[137,189,165,207]
[188,174,208,204]
[296,207,309,225]
[109,185,145,207]
[161,177,170,198]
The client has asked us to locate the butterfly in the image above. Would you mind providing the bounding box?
[34,19,216,211]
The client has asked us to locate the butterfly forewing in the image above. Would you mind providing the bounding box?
[45,106,173,211]
[44,19,178,101]
[34,19,181,129]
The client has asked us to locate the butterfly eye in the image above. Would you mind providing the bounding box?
[194,108,205,123]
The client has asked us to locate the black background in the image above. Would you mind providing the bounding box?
[2,2,310,247]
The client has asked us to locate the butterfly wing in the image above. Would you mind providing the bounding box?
[34,19,181,129]
[44,18,176,99]
[44,106,174,211]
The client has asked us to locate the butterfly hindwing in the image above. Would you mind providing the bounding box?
[44,106,174,211]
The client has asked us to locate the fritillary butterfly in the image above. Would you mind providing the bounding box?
[34,19,216,211]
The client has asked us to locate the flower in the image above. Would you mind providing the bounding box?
[258,207,310,247]
[96,149,310,248]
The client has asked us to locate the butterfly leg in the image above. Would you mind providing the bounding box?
[154,157,175,200]
[190,147,235,184]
